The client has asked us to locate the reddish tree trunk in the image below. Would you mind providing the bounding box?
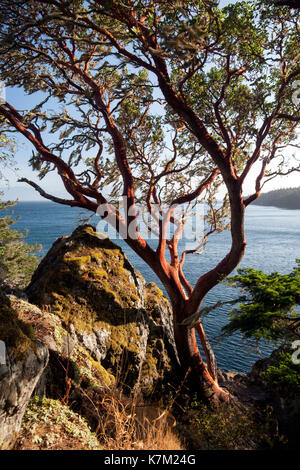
[172,303,230,404]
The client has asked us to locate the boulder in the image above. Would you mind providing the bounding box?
[23,225,179,398]
[0,289,48,449]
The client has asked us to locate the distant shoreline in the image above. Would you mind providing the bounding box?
[252,187,300,211]
[7,199,300,210]
[252,201,300,210]
[5,192,300,211]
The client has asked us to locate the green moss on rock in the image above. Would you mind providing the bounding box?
[27,225,142,334]
[0,290,36,361]
[71,344,115,389]
[144,282,170,321]
[25,225,177,397]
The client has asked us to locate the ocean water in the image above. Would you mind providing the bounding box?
[5,201,300,373]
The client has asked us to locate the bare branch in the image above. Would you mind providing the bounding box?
[17,178,83,207]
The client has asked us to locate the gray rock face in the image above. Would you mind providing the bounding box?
[0,291,48,449]
[0,343,48,449]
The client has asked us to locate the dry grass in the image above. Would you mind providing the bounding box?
[134,417,185,450]
[66,352,189,451]
[94,392,185,451]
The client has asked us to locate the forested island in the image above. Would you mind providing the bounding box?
[253,187,300,210]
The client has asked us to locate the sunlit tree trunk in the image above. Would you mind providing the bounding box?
[172,302,230,404]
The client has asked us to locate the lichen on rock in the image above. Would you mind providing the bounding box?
[14,396,101,450]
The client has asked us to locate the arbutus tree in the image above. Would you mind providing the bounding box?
[0,0,299,403]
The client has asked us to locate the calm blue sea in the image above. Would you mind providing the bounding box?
[5,201,300,373]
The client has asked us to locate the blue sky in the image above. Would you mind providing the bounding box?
[1,0,299,201]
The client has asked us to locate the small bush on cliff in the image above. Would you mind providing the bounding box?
[261,351,300,390]
[0,121,41,287]
[184,396,275,450]
[0,201,41,288]
[223,260,300,342]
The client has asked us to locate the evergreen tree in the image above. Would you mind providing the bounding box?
[223,261,300,342]
[0,202,41,288]
[0,122,41,288]
[223,261,300,389]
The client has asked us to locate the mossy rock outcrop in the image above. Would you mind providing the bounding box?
[25,225,178,398]
[0,289,48,450]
